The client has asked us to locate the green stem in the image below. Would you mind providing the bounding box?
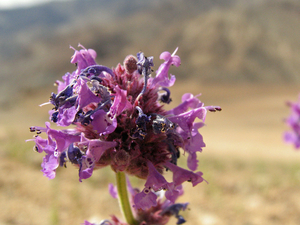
[116,172,139,225]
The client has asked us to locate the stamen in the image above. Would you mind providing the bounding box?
[80,65,115,79]
[59,151,67,167]
[152,114,174,134]
[132,106,151,139]
[158,87,172,104]
[206,106,222,112]
[50,85,75,109]
[135,52,154,104]
[77,99,111,125]
[29,126,47,133]
[39,102,51,107]
[166,142,180,165]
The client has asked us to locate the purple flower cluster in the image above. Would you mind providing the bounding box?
[28,45,220,223]
[99,179,188,225]
[284,95,300,148]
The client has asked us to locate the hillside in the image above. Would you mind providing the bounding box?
[0,0,300,106]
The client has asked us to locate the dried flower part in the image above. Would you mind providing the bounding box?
[28,44,220,209]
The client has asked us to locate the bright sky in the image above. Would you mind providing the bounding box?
[0,0,69,9]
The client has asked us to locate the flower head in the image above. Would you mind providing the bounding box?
[28,45,220,208]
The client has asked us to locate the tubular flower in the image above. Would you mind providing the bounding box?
[284,94,300,149]
[94,179,188,225]
[28,45,220,208]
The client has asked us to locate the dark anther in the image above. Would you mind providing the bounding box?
[132,106,151,139]
[59,151,67,167]
[176,215,186,225]
[207,106,222,112]
[51,111,59,123]
[158,87,172,104]
[59,144,83,167]
[167,142,180,165]
[152,114,174,134]
[161,203,188,225]
[34,145,39,152]
[29,127,36,132]
[67,144,83,165]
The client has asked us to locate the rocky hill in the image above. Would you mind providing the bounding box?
[0,0,300,106]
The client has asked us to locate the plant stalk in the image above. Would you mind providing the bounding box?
[116,172,139,225]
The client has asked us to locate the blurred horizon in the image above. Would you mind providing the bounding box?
[1,0,300,108]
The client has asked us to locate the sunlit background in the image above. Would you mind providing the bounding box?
[1,0,300,224]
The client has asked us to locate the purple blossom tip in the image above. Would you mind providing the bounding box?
[284,95,300,149]
[108,183,118,199]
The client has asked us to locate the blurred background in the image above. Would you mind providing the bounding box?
[1,0,300,224]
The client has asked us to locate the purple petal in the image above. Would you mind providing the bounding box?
[126,177,137,197]
[70,45,97,75]
[78,140,116,182]
[88,139,117,161]
[167,93,203,115]
[76,78,101,110]
[82,221,95,225]
[164,161,204,187]
[79,155,94,182]
[109,86,131,117]
[28,135,48,153]
[108,183,118,199]
[91,110,117,135]
[56,106,77,126]
[183,122,206,171]
[56,72,76,93]
[168,107,207,133]
[284,132,300,148]
[41,153,58,179]
[134,188,157,210]
[144,161,169,191]
[165,184,183,203]
[151,48,180,88]
[187,152,198,171]
[186,122,205,152]
[46,123,81,153]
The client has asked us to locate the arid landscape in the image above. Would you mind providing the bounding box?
[1,0,300,224]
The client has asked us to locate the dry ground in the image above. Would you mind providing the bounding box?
[1,81,300,225]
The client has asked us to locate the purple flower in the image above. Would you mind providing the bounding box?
[151,48,180,88]
[105,179,188,225]
[70,44,97,75]
[284,95,300,149]
[28,45,220,206]
[28,122,81,179]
